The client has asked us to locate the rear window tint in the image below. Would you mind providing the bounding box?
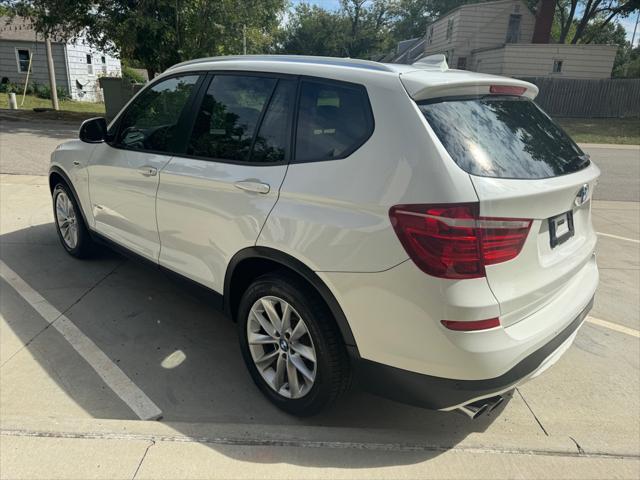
[418,97,588,179]
[295,80,373,162]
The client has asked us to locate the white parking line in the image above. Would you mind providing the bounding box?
[586,316,640,338]
[596,232,640,244]
[0,260,163,421]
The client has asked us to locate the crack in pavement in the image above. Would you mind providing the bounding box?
[516,387,549,436]
[132,440,156,480]
[569,436,586,455]
[2,428,638,460]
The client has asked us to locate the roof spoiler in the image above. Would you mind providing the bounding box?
[412,54,449,72]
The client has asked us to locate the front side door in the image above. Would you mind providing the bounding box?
[88,74,201,260]
[157,74,296,293]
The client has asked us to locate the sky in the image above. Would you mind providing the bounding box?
[292,0,640,47]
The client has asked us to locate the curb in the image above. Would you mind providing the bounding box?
[579,143,640,150]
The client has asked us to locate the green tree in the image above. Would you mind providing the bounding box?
[87,0,285,78]
[280,1,394,59]
[389,0,436,41]
[279,3,350,56]
[340,0,394,57]
[556,0,638,44]
[4,0,93,41]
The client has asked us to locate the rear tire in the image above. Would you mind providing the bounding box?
[237,271,351,416]
[52,182,95,258]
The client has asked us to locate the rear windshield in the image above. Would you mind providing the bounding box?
[418,96,589,179]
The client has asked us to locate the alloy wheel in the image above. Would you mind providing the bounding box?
[55,191,78,249]
[246,296,317,399]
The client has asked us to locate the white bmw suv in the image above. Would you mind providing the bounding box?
[50,55,599,418]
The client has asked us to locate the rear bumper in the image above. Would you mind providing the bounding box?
[354,297,593,410]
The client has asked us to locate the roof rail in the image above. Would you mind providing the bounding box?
[166,55,395,73]
[412,54,449,72]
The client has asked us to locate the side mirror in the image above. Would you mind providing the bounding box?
[79,117,107,143]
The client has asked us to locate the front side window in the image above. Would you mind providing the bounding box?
[114,75,199,153]
[17,49,30,72]
[86,54,93,74]
[419,96,588,179]
[446,19,454,41]
[295,80,373,162]
[187,75,277,161]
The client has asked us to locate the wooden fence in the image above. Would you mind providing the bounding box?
[520,77,640,118]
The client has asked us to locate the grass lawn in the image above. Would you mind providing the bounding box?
[556,117,640,145]
[2,93,105,122]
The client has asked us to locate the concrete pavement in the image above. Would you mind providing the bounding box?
[0,173,638,478]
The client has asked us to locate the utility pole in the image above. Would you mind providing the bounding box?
[243,24,247,55]
[45,35,59,110]
[624,11,639,77]
[631,10,639,48]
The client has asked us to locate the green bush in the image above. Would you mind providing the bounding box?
[0,82,19,94]
[122,65,145,84]
[35,85,70,101]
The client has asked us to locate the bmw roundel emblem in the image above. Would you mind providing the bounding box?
[575,184,590,207]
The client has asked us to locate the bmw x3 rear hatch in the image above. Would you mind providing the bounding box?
[407,77,599,327]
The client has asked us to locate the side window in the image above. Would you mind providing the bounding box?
[187,75,277,161]
[17,49,30,73]
[114,75,199,153]
[295,80,373,162]
[250,79,296,163]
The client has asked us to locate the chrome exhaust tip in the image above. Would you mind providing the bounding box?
[456,395,504,420]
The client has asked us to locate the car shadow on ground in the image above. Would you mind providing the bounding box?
[0,222,510,468]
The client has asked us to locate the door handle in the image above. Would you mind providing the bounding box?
[234,180,270,194]
[138,166,158,177]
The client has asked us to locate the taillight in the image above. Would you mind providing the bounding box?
[389,203,532,279]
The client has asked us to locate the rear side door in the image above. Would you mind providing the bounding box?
[156,73,296,293]
[88,74,202,260]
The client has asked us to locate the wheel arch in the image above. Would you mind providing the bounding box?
[224,247,358,350]
[49,166,90,227]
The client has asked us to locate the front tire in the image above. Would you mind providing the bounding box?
[237,272,351,416]
[52,183,95,258]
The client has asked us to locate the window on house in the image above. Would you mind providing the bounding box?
[427,26,434,45]
[101,56,107,74]
[506,14,522,43]
[457,57,467,69]
[553,60,563,73]
[16,49,30,73]
[446,19,454,41]
[86,54,93,74]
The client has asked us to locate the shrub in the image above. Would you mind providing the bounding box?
[122,65,145,84]
[0,82,19,94]
[35,85,70,101]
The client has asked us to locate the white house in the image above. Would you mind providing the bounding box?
[385,0,618,79]
[0,16,121,102]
